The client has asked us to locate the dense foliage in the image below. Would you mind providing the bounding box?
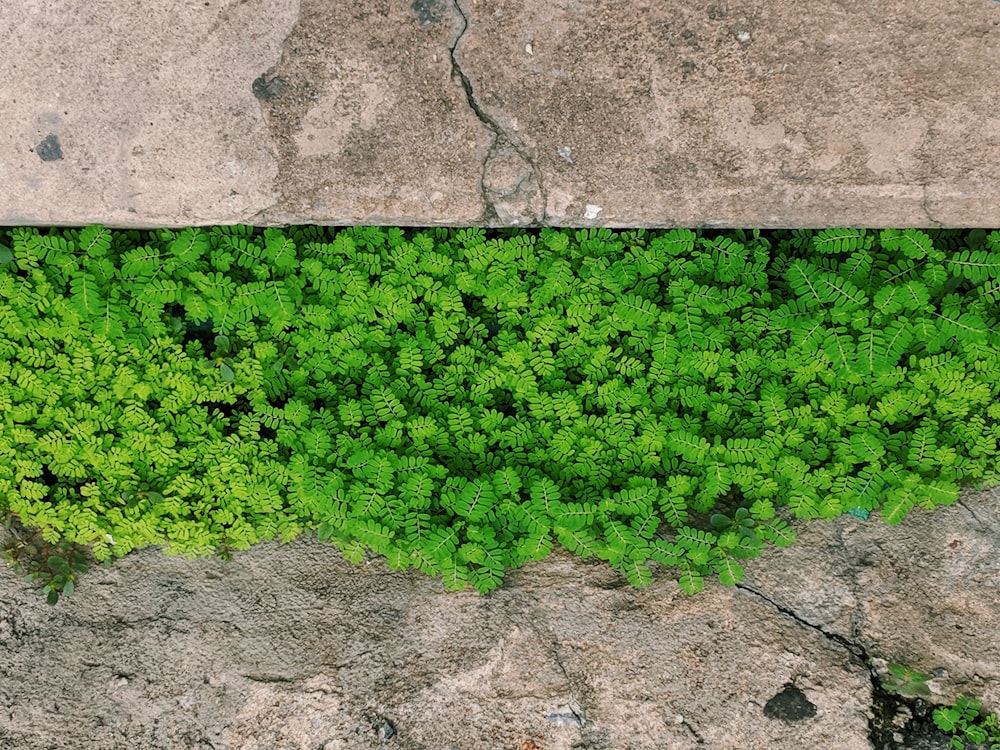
[1,225,998,594]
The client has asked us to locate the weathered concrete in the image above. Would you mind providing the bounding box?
[1,488,996,749]
[2,0,1000,228]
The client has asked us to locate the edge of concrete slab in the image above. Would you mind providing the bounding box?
[4,0,1000,228]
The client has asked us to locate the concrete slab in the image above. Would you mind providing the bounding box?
[1,488,997,749]
[2,0,1000,227]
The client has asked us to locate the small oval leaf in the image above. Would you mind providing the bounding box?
[710,514,731,531]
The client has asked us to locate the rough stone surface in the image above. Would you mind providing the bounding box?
[2,0,1000,227]
[1,488,996,750]
[740,486,1000,712]
[0,0,298,227]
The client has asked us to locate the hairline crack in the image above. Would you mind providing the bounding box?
[447,0,547,226]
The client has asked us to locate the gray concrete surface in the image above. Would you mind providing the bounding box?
[3,0,1000,228]
[1,487,997,749]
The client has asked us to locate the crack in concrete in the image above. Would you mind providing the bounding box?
[447,0,547,226]
[242,203,276,226]
[507,592,589,731]
[736,583,867,660]
[920,184,943,228]
[679,716,706,746]
[241,673,296,683]
[527,621,589,728]
[736,583,891,747]
[956,497,990,530]
[830,524,873,643]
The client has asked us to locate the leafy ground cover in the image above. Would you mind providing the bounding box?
[0,225,998,598]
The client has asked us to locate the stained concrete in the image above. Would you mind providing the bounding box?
[2,0,1000,227]
[1,488,997,749]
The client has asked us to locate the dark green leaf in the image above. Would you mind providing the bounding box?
[710,514,730,531]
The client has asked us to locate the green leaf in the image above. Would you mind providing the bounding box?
[882,486,919,525]
[714,557,744,586]
[965,725,987,744]
[471,564,504,593]
[623,557,653,588]
[933,708,959,732]
[436,561,469,590]
[710,514,731,531]
[761,520,796,548]
[678,568,704,595]
[516,532,552,562]
[79,225,112,258]
[785,260,825,308]
[69,272,104,316]
[944,249,1000,283]
[813,228,869,254]
[555,526,601,558]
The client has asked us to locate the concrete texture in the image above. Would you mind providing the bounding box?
[3,0,1000,228]
[1,487,997,750]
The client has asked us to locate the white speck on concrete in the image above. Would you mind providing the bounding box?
[584,204,602,219]
[557,146,573,164]
[736,29,752,43]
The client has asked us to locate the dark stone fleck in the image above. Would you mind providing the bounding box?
[763,684,817,723]
[411,0,444,24]
[252,74,286,101]
[368,714,396,740]
[36,134,63,161]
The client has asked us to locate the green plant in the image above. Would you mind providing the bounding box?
[934,697,1000,749]
[2,515,90,604]
[0,225,998,596]
[881,663,933,697]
